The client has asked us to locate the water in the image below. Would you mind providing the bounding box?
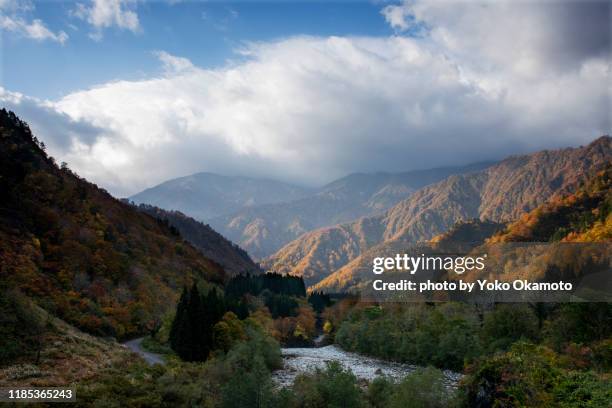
[272,345,462,389]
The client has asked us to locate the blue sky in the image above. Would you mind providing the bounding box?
[0,1,609,196]
[3,1,396,99]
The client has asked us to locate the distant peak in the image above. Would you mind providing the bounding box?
[588,135,611,147]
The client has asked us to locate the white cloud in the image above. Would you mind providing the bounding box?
[382,0,610,77]
[72,0,140,40]
[0,0,68,44]
[381,2,411,32]
[0,87,104,159]
[3,1,610,197]
[0,0,33,13]
[153,51,195,74]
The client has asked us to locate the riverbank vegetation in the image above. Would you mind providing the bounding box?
[140,273,318,363]
[324,300,611,407]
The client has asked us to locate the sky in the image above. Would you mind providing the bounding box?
[0,0,610,197]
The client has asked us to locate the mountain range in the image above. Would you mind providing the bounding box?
[2,107,610,383]
[132,163,493,259]
[261,136,612,289]
[130,172,312,221]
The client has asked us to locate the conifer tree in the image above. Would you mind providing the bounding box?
[169,286,189,353]
[170,283,229,361]
[187,283,206,361]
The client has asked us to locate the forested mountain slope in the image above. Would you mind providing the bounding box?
[490,166,611,243]
[0,109,224,339]
[266,136,612,288]
[210,162,493,258]
[135,204,262,276]
[315,166,611,293]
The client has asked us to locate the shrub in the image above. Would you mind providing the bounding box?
[366,377,393,408]
[553,370,612,408]
[292,361,363,408]
[389,367,457,408]
[481,304,538,352]
[462,342,560,407]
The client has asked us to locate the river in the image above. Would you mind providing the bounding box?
[272,345,462,389]
[124,337,463,389]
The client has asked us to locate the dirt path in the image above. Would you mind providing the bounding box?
[123,337,165,365]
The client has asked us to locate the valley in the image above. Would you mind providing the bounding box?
[1,109,609,407]
[2,1,610,406]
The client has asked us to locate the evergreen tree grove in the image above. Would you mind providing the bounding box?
[169,283,226,362]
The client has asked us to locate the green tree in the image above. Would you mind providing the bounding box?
[222,355,274,408]
[389,367,456,408]
[292,361,363,408]
[169,283,224,361]
[169,286,191,358]
[366,377,393,408]
[481,304,538,352]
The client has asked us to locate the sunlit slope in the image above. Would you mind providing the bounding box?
[315,165,611,293]
[211,163,493,259]
[268,136,611,290]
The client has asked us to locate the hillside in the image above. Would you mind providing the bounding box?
[210,163,493,258]
[438,167,612,301]
[312,220,506,293]
[430,219,506,245]
[489,166,611,243]
[134,204,262,276]
[130,172,312,221]
[0,109,224,339]
[314,167,611,294]
[0,288,133,385]
[265,136,612,289]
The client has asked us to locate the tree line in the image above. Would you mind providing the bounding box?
[170,273,309,361]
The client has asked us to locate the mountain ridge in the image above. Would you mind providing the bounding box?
[209,162,494,258]
[133,203,262,276]
[130,172,312,221]
[265,136,612,289]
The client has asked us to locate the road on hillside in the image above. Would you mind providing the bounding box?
[123,337,165,365]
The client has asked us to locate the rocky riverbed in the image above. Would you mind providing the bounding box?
[272,345,462,389]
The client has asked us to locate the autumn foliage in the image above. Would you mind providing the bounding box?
[490,166,612,243]
[0,109,224,339]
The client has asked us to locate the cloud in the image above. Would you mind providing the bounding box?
[0,0,68,44]
[381,2,411,32]
[0,0,33,13]
[1,15,68,43]
[382,0,611,76]
[4,1,610,197]
[153,51,195,74]
[72,0,140,40]
[0,88,104,159]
